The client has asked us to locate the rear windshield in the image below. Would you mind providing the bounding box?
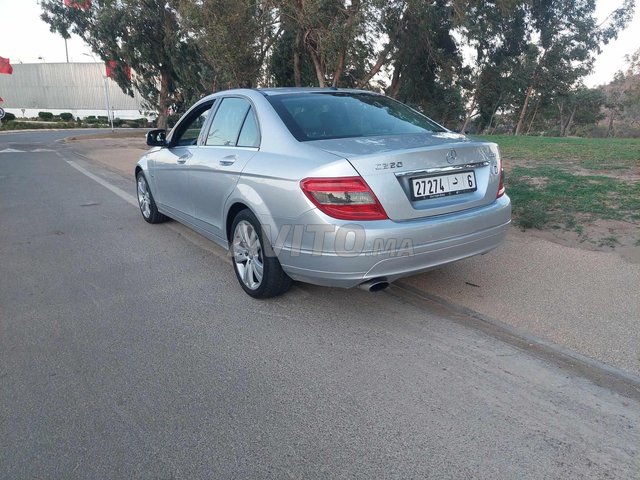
[266,92,446,141]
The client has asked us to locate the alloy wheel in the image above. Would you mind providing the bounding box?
[137,175,151,219]
[232,220,264,290]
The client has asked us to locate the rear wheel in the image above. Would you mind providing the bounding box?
[136,172,167,224]
[231,210,292,298]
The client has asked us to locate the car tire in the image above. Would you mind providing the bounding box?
[230,209,292,298]
[136,171,168,224]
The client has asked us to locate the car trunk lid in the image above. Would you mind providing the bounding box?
[307,133,502,221]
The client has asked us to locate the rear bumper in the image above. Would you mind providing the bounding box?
[276,195,511,288]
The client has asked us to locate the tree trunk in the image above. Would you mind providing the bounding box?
[309,48,326,87]
[157,67,170,129]
[461,91,478,134]
[293,29,302,87]
[564,105,577,137]
[607,110,616,137]
[558,100,566,136]
[303,29,326,87]
[356,43,391,88]
[388,61,403,98]
[485,94,503,135]
[333,49,346,87]
[526,95,541,135]
[490,116,501,135]
[515,85,533,135]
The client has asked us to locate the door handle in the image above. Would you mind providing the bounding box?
[219,155,237,166]
[177,152,193,164]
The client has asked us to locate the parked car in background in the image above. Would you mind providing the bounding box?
[136,88,511,298]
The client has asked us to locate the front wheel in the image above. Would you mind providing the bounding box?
[136,172,167,224]
[231,210,292,298]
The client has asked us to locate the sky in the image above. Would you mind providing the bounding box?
[0,0,638,87]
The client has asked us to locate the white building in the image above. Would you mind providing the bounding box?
[0,62,149,120]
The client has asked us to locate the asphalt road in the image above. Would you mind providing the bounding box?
[0,128,107,144]
[1,132,639,479]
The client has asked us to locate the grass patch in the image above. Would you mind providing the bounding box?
[474,135,640,171]
[506,165,640,231]
[468,136,640,245]
[598,236,621,248]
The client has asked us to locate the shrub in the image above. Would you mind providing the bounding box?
[60,112,73,121]
[2,112,16,122]
[38,111,54,120]
[112,118,124,127]
[125,118,150,128]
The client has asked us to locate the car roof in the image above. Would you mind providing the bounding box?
[254,87,380,96]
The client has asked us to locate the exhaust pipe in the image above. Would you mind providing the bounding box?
[358,278,390,292]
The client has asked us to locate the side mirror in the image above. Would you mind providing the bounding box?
[146,129,167,147]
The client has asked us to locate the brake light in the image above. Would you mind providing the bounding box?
[497,168,505,198]
[300,177,388,220]
[495,148,506,198]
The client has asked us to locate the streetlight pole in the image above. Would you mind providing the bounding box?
[83,53,115,133]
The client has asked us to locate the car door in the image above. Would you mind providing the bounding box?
[152,102,213,220]
[188,97,260,240]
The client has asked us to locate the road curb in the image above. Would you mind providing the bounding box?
[392,281,640,400]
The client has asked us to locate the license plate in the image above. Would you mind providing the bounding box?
[411,171,477,200]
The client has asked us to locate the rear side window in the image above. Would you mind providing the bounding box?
[206,97,254,146]
[267,92,446,142]
[237,111,260,147]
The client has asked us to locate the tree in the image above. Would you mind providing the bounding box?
[178,0,282,89]
[602,48,640,137]
[456,0,530,133]
[513,0,635,135]
[380,0,467,126]
[40,0,202,128]
[273,0,365,88]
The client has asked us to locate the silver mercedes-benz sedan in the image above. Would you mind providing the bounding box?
[136,88,511,298]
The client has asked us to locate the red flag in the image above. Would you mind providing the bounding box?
[0,57,13,75]
[105,60,116,79]
[64,0,91,9]
[106,60,132,81]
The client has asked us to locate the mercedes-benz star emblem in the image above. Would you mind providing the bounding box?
[446,149,457,164]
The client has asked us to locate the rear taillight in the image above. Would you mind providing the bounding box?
[300,177,388,221]
[496,149,505,198]
[497,168,505,198]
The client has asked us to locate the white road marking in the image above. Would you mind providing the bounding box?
[0,148,55,153]
[64,157,229,261]
[65,160,138,207]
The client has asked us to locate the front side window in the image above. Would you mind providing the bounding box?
[206,97,258,147]
[267,92,446,142]
[173,105,211,146]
